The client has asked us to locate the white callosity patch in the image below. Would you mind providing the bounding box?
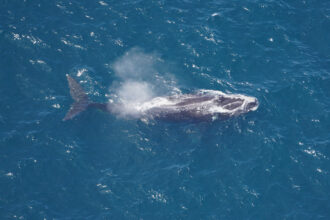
[199,90,259,115]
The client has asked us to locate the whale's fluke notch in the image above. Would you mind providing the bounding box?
[63,74,91,121]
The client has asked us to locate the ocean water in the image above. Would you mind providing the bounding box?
[1,0,330,219]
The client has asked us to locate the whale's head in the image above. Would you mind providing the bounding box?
[194,90,259,118]
[212,93,259,116]
[245,97,259,112]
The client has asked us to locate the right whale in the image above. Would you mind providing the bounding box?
[63,75,259,122]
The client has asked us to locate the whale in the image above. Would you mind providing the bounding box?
[63,75,259,121]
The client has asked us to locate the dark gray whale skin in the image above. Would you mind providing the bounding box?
[63,75,259,121]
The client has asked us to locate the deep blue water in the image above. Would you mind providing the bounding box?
[1,0,330,219]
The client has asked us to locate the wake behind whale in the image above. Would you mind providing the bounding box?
[63,75,259,122]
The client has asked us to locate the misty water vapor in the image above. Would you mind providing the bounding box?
[113,48,157,81]
[108,48,176,117]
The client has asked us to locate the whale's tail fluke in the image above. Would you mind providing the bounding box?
[63,74,91,121]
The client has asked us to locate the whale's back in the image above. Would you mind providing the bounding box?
[138,90,259,121]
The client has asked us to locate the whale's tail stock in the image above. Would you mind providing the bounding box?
[63,74,91,121]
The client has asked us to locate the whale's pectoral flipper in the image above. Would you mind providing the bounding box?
[63,74,91,121]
